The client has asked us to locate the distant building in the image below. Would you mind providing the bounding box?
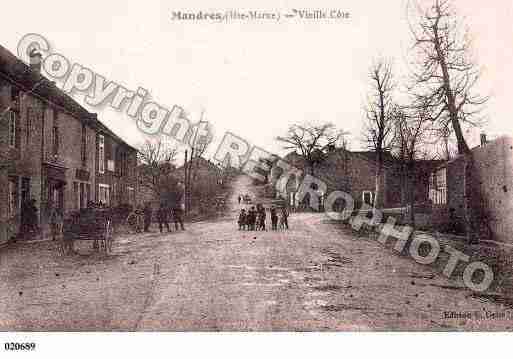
[275,148,439,211]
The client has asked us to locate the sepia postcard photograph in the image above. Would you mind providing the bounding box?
[0,0,512,357]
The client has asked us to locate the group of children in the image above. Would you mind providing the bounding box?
[238,204,289,231]
[128,203,185,234]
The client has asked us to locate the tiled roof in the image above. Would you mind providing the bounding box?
[0,44,137,153]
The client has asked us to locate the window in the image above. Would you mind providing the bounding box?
[112,182,117,205]
[21,178,31,205]
[86,184,91,205]
[107,159,115,172]
[8,177,18,217]
[52,110,59,155]
[52,186,59,205]
[75,182,90,209]
[118,151,126,177]
[80,183,86,209]
[26,107,32,143]
[429,168,447,205]
[81,124,87,166]
[362,191,374,206]
[8,110,17,148]
[98,134,105,174]
[73,182,79,209]
[127,186,135,205]
[11,87,20,109]
[98,183,110,206]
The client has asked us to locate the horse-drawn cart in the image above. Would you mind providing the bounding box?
[60,208,114,255]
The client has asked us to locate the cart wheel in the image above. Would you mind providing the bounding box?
[104,220,113,253]
[59,236,66,256]
[60,235,72,256]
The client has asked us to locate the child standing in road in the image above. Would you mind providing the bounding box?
[248,207,256,231]
[157,203,171,233]
[238,209,247,230]
[270,206,278,231]
[257,207,266,231]
[279,207,289,230]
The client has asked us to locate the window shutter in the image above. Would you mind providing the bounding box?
[15,111,21,149]
[26,107,32,143]
[105,137,112,160]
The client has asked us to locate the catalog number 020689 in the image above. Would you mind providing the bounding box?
[4,342,36,351]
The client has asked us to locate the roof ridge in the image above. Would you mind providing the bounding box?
[0,43,137,152]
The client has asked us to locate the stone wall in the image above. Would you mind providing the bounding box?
[435,137,513,242]
[472,137,513,243]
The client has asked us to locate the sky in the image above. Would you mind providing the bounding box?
[1,0,512,158]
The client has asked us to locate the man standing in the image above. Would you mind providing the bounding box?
[172,203,185,231]
[281,206,289,230]
[238,209,246,230]
[258,206,266,231]
[143,202,153,232]
[157,203,171,233]
[248,206,256,231]
[49,203,63,241]
[26,199,39,235]
[270,206,278,230]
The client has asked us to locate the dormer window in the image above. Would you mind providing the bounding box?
[52,110,59,156]
[98,134,105,174]
[81,124,87,166]
[8,110,18,148]
[362,191,374,206]
[11,87,20,111]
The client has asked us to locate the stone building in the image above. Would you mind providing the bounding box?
[0,44,137,245]
[271,147,439,212]
[94,123,138,208]
[429,136,513,242]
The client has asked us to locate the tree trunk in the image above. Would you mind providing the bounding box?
[463,153,481,243]
[434,25,475,241]
[409,164,416,229]
[184,150,188,214]
[374,163,385,209]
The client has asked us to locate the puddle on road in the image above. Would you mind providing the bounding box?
[312,285,350,292]
[241,282,285,287]
[429,283,467,291]
[304,299,328,309]
[320,304,370,312]
[321,250,353,266]
[410,273,436,280]
[225,264,292,272]
[469,293,513,309]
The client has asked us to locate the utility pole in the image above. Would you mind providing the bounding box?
[184,149,188,214]
[186,111,206,214]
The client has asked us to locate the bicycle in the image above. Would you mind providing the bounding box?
[126,211,144,234]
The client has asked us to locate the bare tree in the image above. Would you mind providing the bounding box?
[407,0,487,153]
[363,57,396,209]
[393,103,432,228]
[276,122,346,176]
[184,119,212,213]
[408,0,489,242]
[137,139,178,199]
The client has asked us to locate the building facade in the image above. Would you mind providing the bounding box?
[429,136,513,242]
[0,44,137,245]
[276,149,405,210]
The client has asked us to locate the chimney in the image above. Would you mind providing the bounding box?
[29,48,42,73]
[480,133,487,147]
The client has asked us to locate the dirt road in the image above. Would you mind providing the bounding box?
[1,175,511,331]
